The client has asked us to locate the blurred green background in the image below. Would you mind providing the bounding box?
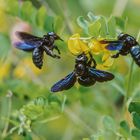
[0,0,140,140]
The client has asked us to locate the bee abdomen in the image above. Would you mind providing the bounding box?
[32,48,43,69]
[130,45,140,66]
[78,76,96,86]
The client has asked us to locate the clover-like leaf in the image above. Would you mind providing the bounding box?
[129,102,140,115]
[87,11,100,22]
[131,128,140,140]
[77,16,89,34]
[88,21,101,37]
[36,6,47,29]
[119,120,130,138]
[102,115,116,132]
[132,112,140,130]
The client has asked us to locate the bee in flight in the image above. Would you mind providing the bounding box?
[100,33,140,66]
[14,32,63,69]
[51,53,114,92]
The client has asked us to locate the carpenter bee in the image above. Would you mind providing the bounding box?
[51,53,114,92]
[14,32,63,69]
[100,33,140,66]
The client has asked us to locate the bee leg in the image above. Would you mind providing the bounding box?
[88,53,97,68]
[111,52,120,58]
[43,46,60,59]
[54,45,61,54]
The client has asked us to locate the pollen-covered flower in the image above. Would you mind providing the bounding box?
[68,33,89,55]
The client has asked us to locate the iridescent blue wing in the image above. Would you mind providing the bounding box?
[14,32,43,51]
[51,72,77,92]
[99,40,123,51]
[14,42,41,51]
[89,68,114,82]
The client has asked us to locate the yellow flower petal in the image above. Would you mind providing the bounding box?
[103,56,114,67]
[89,39,107,55]
[96,64,107,70]
[68,33,89,55]
[89,39,114,68]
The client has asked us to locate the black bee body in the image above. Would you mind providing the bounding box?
[32,47,44,69]
[74,54,96,86]
[15,32,63,69]
[101,33,140,66]
[51,53,114,92]
[118,33,137,55]
[130,45,140,66]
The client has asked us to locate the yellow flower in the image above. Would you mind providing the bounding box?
[68,34,114,70]
[90,39,114,70]
[89,39,107,54]
[0,62,10,80]
[68,33,89,55]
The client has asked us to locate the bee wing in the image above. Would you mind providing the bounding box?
[14,32,43,51]
[89,68,114,82]
[51,72,77,92]
[100,40,123,51]
[16,32,42,41]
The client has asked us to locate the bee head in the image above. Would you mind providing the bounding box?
[47,32,63,41]
[76,54,88,63]
[118,33,137,46]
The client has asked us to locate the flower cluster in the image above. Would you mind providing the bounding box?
[68,33,114,70]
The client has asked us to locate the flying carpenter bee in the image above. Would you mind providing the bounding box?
[51,53,114,92]
[100,33,140,66]
[14,31,63,69]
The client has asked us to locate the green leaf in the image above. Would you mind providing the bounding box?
[0,33,10,60]
[102,116,116,132]
[131,128,140,140]
[5,0,19,16]
[77,16,89,34]
[44,16,55,32]
[61,95,67,112]
[129,102,140,115]
[36,6,47,29]
[119,120,130,138]
[90,131,104,140]
[87,12,100,22]
[88,21,101,37]
[34,96,48,107]
[99,16,109,37]
[21,1,37,24]
[132,112,140,129]
[54,16,64,33]
[115,17,125,31]
[107,16,116,38]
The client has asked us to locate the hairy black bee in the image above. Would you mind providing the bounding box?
[100,33,140,66]
[14,32,63,69]
[51,53,114,92]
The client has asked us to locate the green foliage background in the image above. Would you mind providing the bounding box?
[0,0,140,140]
